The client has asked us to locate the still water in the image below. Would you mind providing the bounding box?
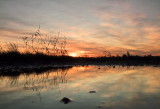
[0,66,160,109]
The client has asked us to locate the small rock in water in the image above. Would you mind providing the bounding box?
[97,105,102,108]
[89,91,96,93]
[60,97,72,104]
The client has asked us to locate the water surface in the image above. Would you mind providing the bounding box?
[0,66,160,109]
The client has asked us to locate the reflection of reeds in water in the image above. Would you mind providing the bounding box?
[23,69,68,90]
[0,67,70,102]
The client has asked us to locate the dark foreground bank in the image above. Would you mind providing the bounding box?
[0,52,160,66]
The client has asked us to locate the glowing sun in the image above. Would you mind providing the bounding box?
[69,53,78,57]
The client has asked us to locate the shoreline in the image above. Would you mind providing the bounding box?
[0,62,159,77]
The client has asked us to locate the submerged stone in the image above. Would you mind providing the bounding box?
[60,97,72,104]
[89,91,96,93]
[97,105,102,108]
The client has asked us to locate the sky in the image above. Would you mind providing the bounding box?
[0,0,160,56]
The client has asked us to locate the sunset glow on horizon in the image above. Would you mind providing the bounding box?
[0,0,160,56]
[69,52,78,57]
